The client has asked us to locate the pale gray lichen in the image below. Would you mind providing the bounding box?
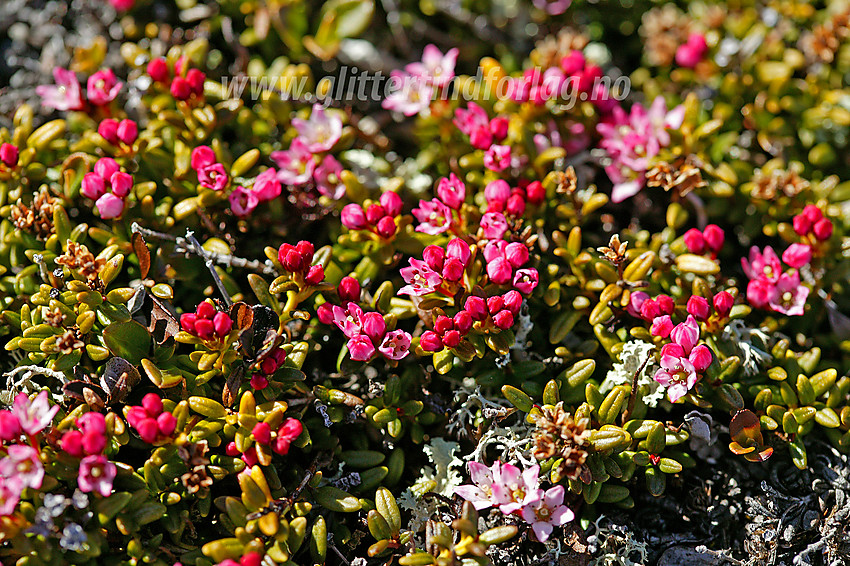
[466,423,535,468]
[397,438,464,533]
[586,515,649,566]
[723,320,772,376]
[600,340,664,408]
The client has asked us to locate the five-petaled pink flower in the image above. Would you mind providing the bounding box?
[36,68,84,111]
[0,445,44,490]
[272,139,316,186]
[399,258,443,296]
[87,69,123,106]
[292,104,343,153]
[454,461,501,510]
[12,391,59,436]
[405,44,459,88]
[491,463,543,514]
[520,485,575,542]
[412,198,452,235]
[78,454,117,497]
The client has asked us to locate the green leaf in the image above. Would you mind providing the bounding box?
[103,320,151,364]
[313,486,361,512]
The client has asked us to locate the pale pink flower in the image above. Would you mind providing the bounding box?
[378,330,412,360]
[412,198,452,235]
[520,485,574,542]
[654,353,698,403]
[399,258,442,296]
[78,455,117,497]
[0,476,22,516]
[492,463,542,515]
[454,102,492,150]
[228,186,259,217]
[454,461,501,510]
[12,391,59,436]
[436,173,466,209]
[252,168,282,201]
[292,104,342,153]
[35,68,84,111]
[768,271,809,316]
[332,303,365,338]
[513,268,539,294]
[0,445,44,490]
[382,71,433,117]
[406,44,458,88]
[95,193,125,219]
[742,246,782,284]
[532,0,572,16]
[480,212,508,239]
[314,156,345,199]
[782,243,812,269]
[484,144,511,172]
[87,69,123,106]
[272,139,316,185]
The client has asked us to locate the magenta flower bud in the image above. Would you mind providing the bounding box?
[156,412,176,437]
[813,218,833,241]
[305,265,325,286]
[375,216,397,239]
[465,296,488,320]
[660,342,685,359]
[117,119,138,145]
[282,249,304,272]
[110,171,133,197]
[505,242,529,268]
[170,76,191,100]
[493,310,514,329]
[194,318,214,339]
[125,406,147,429]
[61,430,84,457]
[639,298,660,321]
[338,276,361,304]
[81,173,106,200]
[366,203,386,225]
[95,193,125,219]
[506,193,526,216]
[802,204,823,224]
[362,312,387,343]
[503,290,522,315]
[213,311,232,337]
[489,116,509,140]
[295,241,314,262]
[713,291,734,317]
[147,57,169,83]
[93,159,118,181]
[0,411,21,442]
[454,311,473,334]
[525,181,545,205]
[82,429,106,455]
[98,118,120,144]
[260,357,278,375]
[469,127,493,150]
[683,228,705,254]
[348,335,376,361]
[782,243,812,269]
[436,173,466,210]
[442,257,464,282]
[746,279,773,309]
[341,203,368,229]
[485,179,511,205]
[627,291,649,318]
[225,442,241,457]
[487,296,504,315]
[487,257,513,285]
[420,331,444,352]
[0,143,19,168]
[689,344,713,372]
[252,422,271,444]
[78,412,106,435]
[250,374,269,390]
[186,68,206,96]
[196,300,215,319]
[793,213,812,236]
[446,238,471,265]
[380,191,403,216]
[686,296,711,321]
[442,330,461,348]
[137,418,158,443]
[702,224,724,253]
[560,50,586,75]
[651,315,674,338]
[434,315,454,334]
[656,295,675,316]
[423,245,446,271]
[142,393,163,416]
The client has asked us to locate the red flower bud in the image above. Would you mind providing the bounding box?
[185,68,205,96]
[117,119,138,145]
[375,216,397,239]
[656,295,675,316]
[690,344,713,372]
[180,313,197,334]
[420,331,444,352]
[147,58,169,83]
[423,245,446,271]
[317,303,335,324]
[250,374,269,390]
[380,191,403,217]
[793,213,811,236]
[683,228,705,254]
[506,194,526,216]
[503,290,522,315]
[442,330,461,348]
[453,310,473,334]
[465,296,488,320]
[194,318,214,339]
[713,291,734,317]
[493,310,514,329]
[61,430,85,458]
[525,181,545,205]
[362,312,387,343]
[702,224,724,253]
[686,296,710,321]
[142,393,163,417]
[213,311,232,337]
[156,412,176,437]
[802,204,823,224]
[196,301,216,319]
[98,119,120,145]
[505,242,529,268]
[170,76,191,100]
[434,315,454,335]
[487,296,504,315]
[305,265,325,286]
[441,257,464,282]
[338,276,361,304]
[137,418,159,443]
[252,422,271,444]
[366,204,386,225]
[813,218,833,241]
[341,204,367,229]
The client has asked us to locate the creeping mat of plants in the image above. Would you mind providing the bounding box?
[2,0,850,565]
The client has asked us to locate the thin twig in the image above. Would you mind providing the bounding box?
[183,230,233,308]
[622,355,653,424]
[5,365,70,389]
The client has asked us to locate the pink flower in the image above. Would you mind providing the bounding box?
[399,258,443,296]
[87,69,122,106]
[198,163,229,191]
[379,330,412,360]
[513,268,539,294]
[741,246,781,284]
[454,461,501,510]
[746,278,777,309]
[413,198,452,235]
[491,463,542,515]
[341,204,367,229]
[78,455,117,497]
[95,157,120,179]
[654,354,698,403]
[35,68,84,111]
[272,139,316,185]
[675,34,708,68]
[782,244,812,269]
[332,303,364,338]
[191,146,217,171]
[12,391,59,436]
[253,168,282,201]
[532,0,572,16]
[406,44,458,88]
[292,104,342,153]
[480,212,508,239]
[505,242,529,268]
[768,272,809,316]
[81,173,106,200]
[314,156,345,199]
[382,72,433,117]
[110,172,133,197]
[0,445,44,490]
[229,186,259,217]
[454,102,493,150]
[650,315,674,338]
[485,180,511,208]
[520,485,574,542]
[95,193,125,219]
[348,335,376,361]
[109,0,135,10]
[484,145,511,172]
[436,173,466,209]
[446,238,471,265]
[670,315,700,353]
[488,257,513,285]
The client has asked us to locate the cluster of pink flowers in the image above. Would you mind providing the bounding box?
[454,102,509,150]
[330,303,412,362]
[215,551,263,566]
[683,224,724,257]
[249,348,288,391]
[226,418,303,465]
[180,300,234,342]
[413,174,468,235]
[0,392,60,516]
[59,412,117,497]
[652,315,714,402]
[420,291,522,352]
[126,393,178,444]
[81,157,133,219]
[341,191,403,240]
[480,179,545,238]
[675,33,709,68]
[383,44,458,117]
[398,238,471,297]
[742,246,810,316]
[271,104,344,197]
[97,118,138,148]
[596,96,685,203]
[482,240,538,293]
[147,57,205,102]
[277,241,325,288]
[229,169,282,217]
[454,461,574,543]
[793,205,833,244]
[191,146,229,192]
[36,68,122,112]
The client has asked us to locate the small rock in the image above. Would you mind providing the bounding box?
[657,546,723,566]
